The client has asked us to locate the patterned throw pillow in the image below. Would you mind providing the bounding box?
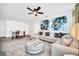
[61,35,73,46]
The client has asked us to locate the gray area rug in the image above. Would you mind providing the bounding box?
[0,37,51,56]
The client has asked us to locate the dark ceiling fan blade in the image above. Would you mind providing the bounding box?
[37,12,43,14]
[36,7,41,11]
[27,7,33,11]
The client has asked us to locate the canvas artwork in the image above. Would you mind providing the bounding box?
[51,16,67,31]
[40,19,50,30]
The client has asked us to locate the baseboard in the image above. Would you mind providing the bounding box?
[0,37,6,38]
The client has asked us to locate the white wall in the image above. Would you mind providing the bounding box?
[0,11,74,37]
[6,20,29,37]
[0,3,75,37]
[34,11,74,36]
[4,10,75,37]
[33,21,40,34]
[0,20,6,37]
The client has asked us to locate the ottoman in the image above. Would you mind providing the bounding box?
[25,40,44,54]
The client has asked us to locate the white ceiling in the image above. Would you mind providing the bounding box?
[0,3,75,23]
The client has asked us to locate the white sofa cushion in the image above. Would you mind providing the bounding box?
[70,39,79,49]
[51,43,79,56]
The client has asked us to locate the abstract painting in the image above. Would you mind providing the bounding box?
[40,19,50,30]
[51,16,67,31]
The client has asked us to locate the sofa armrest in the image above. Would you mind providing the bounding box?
[51,43,79,56]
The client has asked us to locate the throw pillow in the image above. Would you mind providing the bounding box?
[61,38,73,46]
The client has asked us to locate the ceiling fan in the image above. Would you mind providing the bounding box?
[27,7,44,16]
